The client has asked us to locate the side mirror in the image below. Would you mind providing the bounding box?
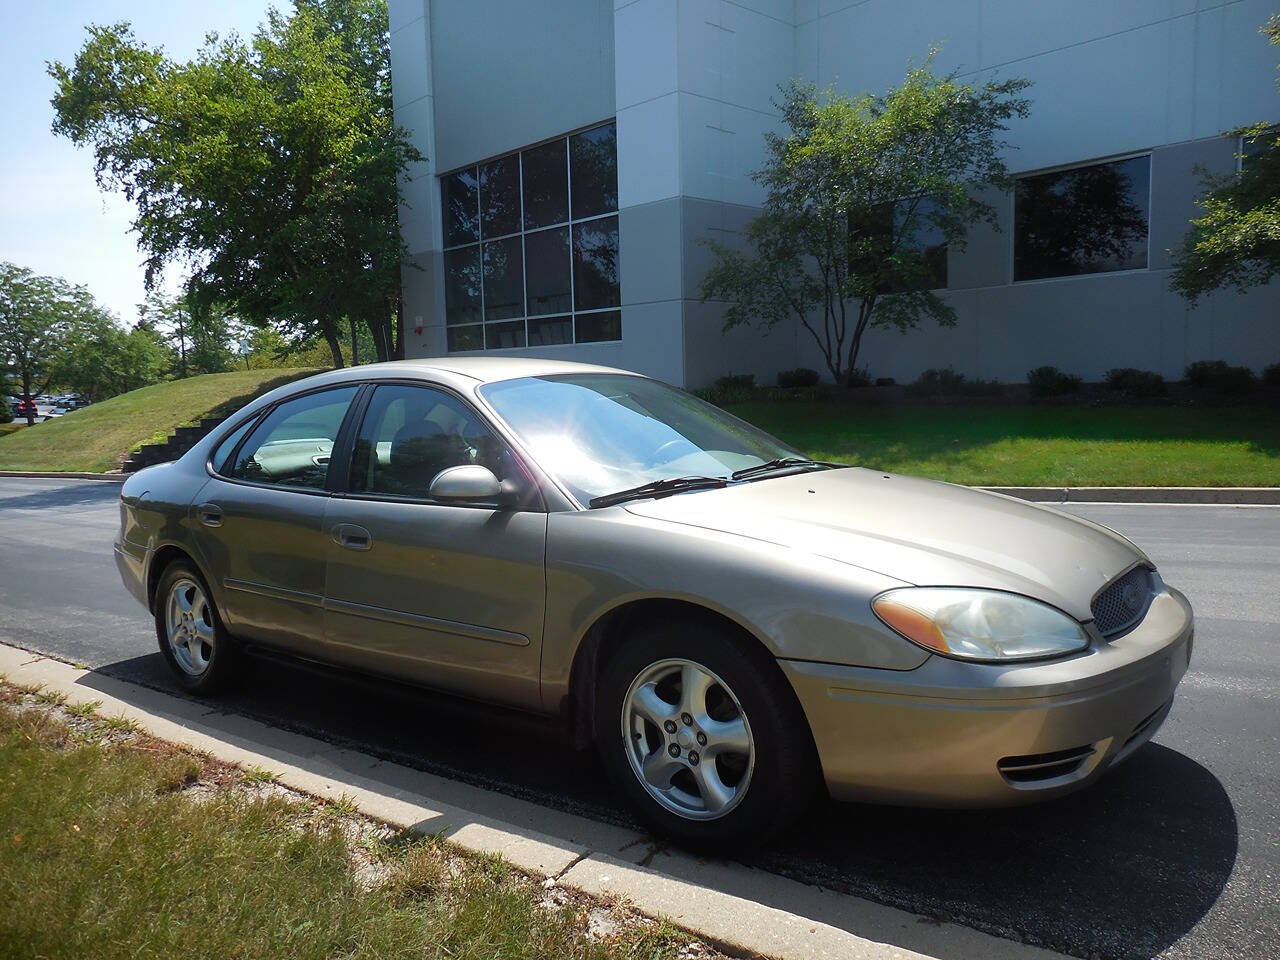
[428,464,515,506]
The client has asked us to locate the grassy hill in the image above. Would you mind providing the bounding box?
[0,368,321,473]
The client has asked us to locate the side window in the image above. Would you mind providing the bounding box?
[211,416,257,474]
[349,384,521,501]
[228,387,359,489]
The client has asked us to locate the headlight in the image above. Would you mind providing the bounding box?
[872,588,1089,662]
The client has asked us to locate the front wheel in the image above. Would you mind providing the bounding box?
[154,560,242,695]
[595,616,817,849]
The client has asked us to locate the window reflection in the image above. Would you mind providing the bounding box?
[572,217,620,310]
[1014,155,1150,281]
[440,121,621,350]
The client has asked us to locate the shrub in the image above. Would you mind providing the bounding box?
[1184,360,1256,394]
[909,368,1002,397]
[1260,363,1280,387]
[777,367,821,388]
[714,372,755,391]
[1105,368,1166,397]
[1027,366,1082,398]
[846,367,872,388]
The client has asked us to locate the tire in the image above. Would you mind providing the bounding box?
[595,614,818,850]
[153,559,242,695]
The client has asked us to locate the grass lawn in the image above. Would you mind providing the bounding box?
[0,368,319,473]
[0,682,702,960]
[728,402,1280,487]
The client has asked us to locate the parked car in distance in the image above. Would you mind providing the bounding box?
[114,359,1193,846]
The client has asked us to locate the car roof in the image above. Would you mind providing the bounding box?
[318,356,641,386]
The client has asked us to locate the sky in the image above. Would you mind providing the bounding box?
[0,0,285,327]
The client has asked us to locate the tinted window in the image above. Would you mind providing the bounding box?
[572,217,620,310]
[479,156,520,238]
[570,123,618,219]
[522,139,568,229]
[349,385,522,501]
[1014,155,1150,281]
[437,121,622,351]
[524,226,571,316]
[229,387,358,489]
[442,169,479,247]
[211,417,257,474]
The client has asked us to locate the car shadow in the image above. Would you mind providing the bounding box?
[0,480,123,511]
[76,651,1236,960]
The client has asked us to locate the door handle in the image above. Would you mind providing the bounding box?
[197,503,223,527]
[331,523,372,551]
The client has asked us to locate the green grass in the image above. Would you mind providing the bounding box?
[0,423,24,437]
[0,698,696,960]
[0,368,320,473]
[728,402,1280,487]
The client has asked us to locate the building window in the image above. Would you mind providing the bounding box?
[1014,154,1150,282]
[441,122,620,351]
[848,198,947,293]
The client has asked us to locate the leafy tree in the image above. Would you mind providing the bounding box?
[49,0,420,368]
[0,263,77,424]
[1171,16,1280,302]
[701,60,1030,385]
[49,308,172,403]
[139,289,233,377]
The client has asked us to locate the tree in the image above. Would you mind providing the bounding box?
[50,309,171,402]
[1171,16,1280,302]
[139,289,233,377]
[49,0,421,368]
[700,60,1030,385]
[0,263,75,424]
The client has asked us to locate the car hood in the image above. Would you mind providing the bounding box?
[623,467,1147,621]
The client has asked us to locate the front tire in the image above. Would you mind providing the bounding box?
[595,615,817,849]
[154,560,241,695]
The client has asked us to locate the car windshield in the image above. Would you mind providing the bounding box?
[478,373,804,504]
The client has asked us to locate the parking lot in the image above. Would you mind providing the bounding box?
[0,476,1276,960]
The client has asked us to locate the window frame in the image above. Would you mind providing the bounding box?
[205,383,365,497]
[1010,150,1153,285]
[330,379,546,513]
[439,121,620,352]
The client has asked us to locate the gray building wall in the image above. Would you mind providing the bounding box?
[391,0,1280,387]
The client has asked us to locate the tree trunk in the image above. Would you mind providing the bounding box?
[21,371,34,427]
[349,318,359,366]
[177,308,188,378]
[325,328,344,369]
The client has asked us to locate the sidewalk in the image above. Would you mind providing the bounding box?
[0,642,1064,960]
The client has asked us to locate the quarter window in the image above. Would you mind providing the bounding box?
[348,384,523,502]
[227,387,358,489]
[440,121,620,351]
[1014,155,1150,282]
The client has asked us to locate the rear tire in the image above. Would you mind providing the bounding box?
[154,560,242,695]
[595,615,817,850]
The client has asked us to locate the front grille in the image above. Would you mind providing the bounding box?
[1091,566,1155,637]
[997,745,1096,784]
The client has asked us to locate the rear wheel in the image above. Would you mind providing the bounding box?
[154,560,241,695]
[595,615,816,849]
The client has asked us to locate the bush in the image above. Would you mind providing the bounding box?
[777,367,821,388]
[1260,363,1280,387]
[1184,360,1256,394]
[908,368,1002,398]
[845,367,872,388]
[1105,368,1166,397]
[1027,366,1082,398]
[714,372,755,391]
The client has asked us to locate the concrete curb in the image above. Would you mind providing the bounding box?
[982,485,1280,505]
[0,642,1064,960]
[0,471,125,481]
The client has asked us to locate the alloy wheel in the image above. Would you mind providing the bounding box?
[165,577,215,676]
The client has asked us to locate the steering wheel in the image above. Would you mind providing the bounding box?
[647,437,699,467]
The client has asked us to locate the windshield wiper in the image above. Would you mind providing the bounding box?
[588,475,728,509]
[731,458,840,481]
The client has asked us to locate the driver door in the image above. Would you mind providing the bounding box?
[321,382,547,710]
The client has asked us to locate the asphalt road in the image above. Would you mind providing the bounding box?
[0,476,1276,960]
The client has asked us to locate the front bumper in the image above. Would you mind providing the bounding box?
[782,586,1193,807]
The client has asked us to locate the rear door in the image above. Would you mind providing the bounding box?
[320,382,547,710]
[190,384,360,655]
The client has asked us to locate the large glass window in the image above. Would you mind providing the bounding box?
[440,121,620,351]
[349,384,524,502]
[1014,155,1150,282]
[228,387,358,489]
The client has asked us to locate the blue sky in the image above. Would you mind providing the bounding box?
[0,1,285,326]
